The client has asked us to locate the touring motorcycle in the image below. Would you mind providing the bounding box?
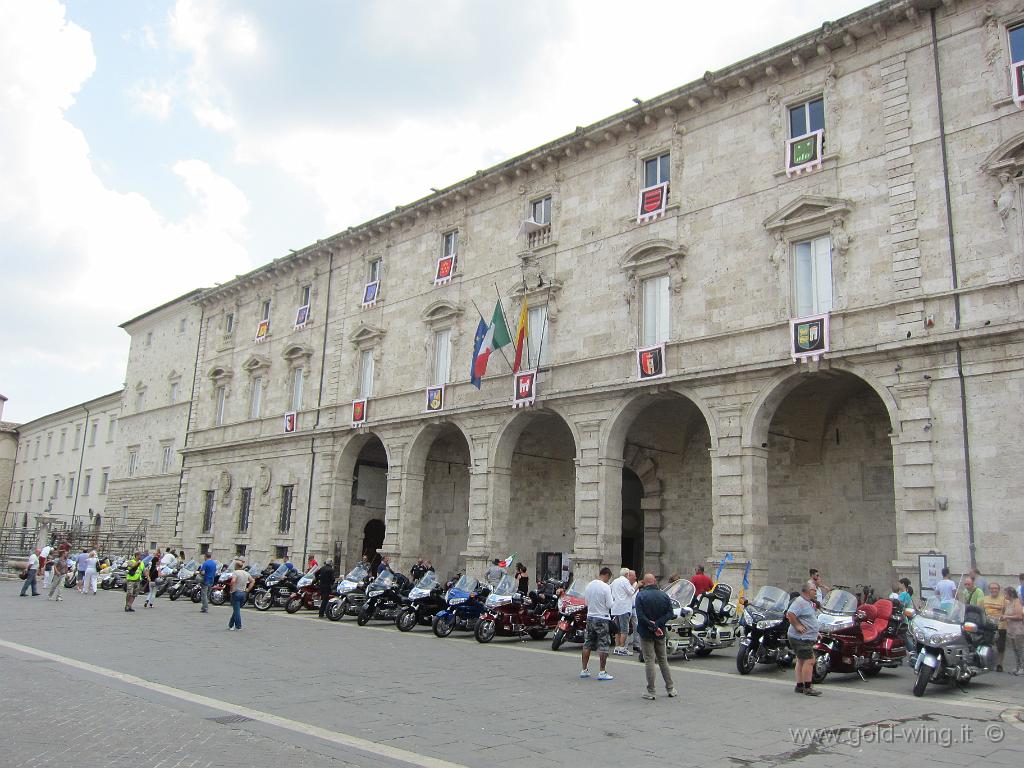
[252,562,301,611]
[550,580,587,651]
[736,585,794,674]
[812,589,907,683]
[357,568,410,624]
[432,574,490,637]
[326,563,372,620]
[395,571,447,631]
[474,575,559,643]
[906,596,997,696]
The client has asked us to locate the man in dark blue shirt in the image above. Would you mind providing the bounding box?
[634,573,677,700]
[199,554,218,613]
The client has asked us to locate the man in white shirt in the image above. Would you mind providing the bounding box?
[581,567,615,681]
[934,567,958,603]
[20,549,40,597]
[40,544,53,588]
[610,568,637,656]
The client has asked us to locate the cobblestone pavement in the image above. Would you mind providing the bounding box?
[1,585,1023,767]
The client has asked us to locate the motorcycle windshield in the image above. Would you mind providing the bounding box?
[413,571,438,591]
[182,560,197,571]
[919,596,966,624]
[664,579,696,607]
[750,586,789,612]
[822,590,858,615]
[452,574,478,593]
[491,574,517,598]
[269,564,292,580]
[369,569,395,590]
[304,564,320,578]
[564,580,585,599]
[345,564,369,581]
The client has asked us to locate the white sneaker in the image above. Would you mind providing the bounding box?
[597,671,614,681]
[579,669,591,678]
[612,647,627,656]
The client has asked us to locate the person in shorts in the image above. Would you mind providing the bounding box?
[581,567,615,681]
[787,580,821,696]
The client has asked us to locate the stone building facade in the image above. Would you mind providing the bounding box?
[176,0,1024,591]
[7,391,122,530]
[0,395,19,529]
[104,291,203,550]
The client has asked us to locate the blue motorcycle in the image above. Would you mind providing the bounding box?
[432,574,491,637]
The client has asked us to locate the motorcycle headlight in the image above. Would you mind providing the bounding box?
[367,589,383,597]
[922,629,961,645]
[757,619,782,630]
[449,597,467,605]
[911,624,927,642]
[565,604,585,614]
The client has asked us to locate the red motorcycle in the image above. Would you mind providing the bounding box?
[551,580,587,651]
[812,590,907,682]
[474,576,560,643]
[285,566,323,613]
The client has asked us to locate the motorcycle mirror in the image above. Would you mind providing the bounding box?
[903,608,915,619]
[963,621,978,633]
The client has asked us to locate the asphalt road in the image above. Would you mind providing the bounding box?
[1,584,1022,767]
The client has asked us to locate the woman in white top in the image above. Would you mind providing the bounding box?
[83,551,99,595]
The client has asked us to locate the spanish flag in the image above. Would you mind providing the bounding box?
[512,298,529,372]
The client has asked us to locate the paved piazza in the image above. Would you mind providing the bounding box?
[1,586,1022,767]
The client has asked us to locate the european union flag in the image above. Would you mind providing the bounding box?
[470,318,487,389]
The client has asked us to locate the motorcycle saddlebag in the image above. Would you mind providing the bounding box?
[712,583,732,601]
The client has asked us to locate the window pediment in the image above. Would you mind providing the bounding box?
[348,323,386,349]
[282,344,314,364]
[241,355,271,374]
[620,239,687,295]
[982,132,1024,176]
[420,299,463,328]
[208,366,234,383]
[763,195,851,234]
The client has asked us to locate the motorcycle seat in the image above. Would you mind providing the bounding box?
[860,599,892,644]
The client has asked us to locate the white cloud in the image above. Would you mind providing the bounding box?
[128,78,173,119]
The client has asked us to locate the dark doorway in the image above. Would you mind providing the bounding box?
[362,518,385,559]
[621,468,643,572]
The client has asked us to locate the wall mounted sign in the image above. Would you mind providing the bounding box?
[786,129,824,177]
[636,343,666,381]
[294,305,310,330]
[512,370,537,408]
[351,398,367,427]
[918,554,947,597]
[636,181,668,224]
[362,280,379,308]
[425,385,445,413]
[283,411,297,433]
[433,255,456,286]
[254,320,270,343]
[790,313,829,361]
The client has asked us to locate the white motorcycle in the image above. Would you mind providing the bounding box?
[907,596,997,697]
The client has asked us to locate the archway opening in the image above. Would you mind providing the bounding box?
[621,468,644,572]
[362,518,385,561]
[419,425,471,581]
[345,435,388,567]
[765,372,896,591]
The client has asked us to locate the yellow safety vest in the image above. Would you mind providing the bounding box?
[125,559,144,581]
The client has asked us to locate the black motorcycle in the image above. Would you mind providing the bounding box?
[357,569,410,625]
[395,571,447,631]
[736,585,794,674]
[252,563,300,611]
[326,563,372,620]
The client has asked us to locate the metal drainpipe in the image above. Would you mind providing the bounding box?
[175,302,206,551]
[70,405,91,527]
[301,248,335,565]
[931,8,977,568]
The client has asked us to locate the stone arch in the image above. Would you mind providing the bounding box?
[491,405,580,470]
[603,387,719,458]
[405,420,474,476]
[329,430,391,570]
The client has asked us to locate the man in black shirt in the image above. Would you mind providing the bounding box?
[634,573,677,700]
[316,560,336,617]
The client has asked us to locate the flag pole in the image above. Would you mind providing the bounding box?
[533,301,548,372]
[491,284,515,372]
[520,256,531,371]
[472,296,514,374]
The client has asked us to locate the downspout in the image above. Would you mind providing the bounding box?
[930,8,977,568]
[70,405,91,527]
[175,302,206,548]
[301,248,334,565]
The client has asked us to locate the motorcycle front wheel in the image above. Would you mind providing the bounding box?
[862,664,882,678]
[64,575,76,588]
[396,608,418,632]
[356,606,373,626]
[285,597,302,614]
[912,663,932,697]
[253,590,273,611]
[168,585,183,601]
[811,654,829,684]
[551,628,565,651]
[528,629,548,641]
[190,589,202,604]
[475,619,496,643]
[327,599,345,621]
[157,582,170,597]
[432,614,455,638]
[736,645,757,675]
[694,648,713,658]
[210,590,226,606]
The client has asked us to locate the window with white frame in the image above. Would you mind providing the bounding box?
[59,429,66,453]
[531,196,552,226]
[67,474,75,498]
[359,349,374,399]
[127,449,139,478]
[793,235,833,316]
[1010,23,1024,64]
[161,444,173,474]
[153,503,161,525]
[261,299,272,321]
[291,367,304,412]
[100,470,109,494]
[644,153,670,188]
[250,376,263,419]
[431,328,452,387]
[640,275,670,346]
[442,230,458,259]
[790,97,825,141]
[300,284,311,308]
[170,380,180,404]
[225,312,235,335]
[82,472,91,496]
[215,386,226,426]
[368,259,381,283]
[527,305,549,368]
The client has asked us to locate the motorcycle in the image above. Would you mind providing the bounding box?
[154,562,179,597]
[395,571,447,631]
[474,574,559,643]
[167,559,198,601]
[812,589,907,683]
[99,558,129,591]
[209,562,238,606]
[736,585,794,674]
[357,568,410,625]
[687,581,738,656]
[550,580,587,651]
[432,574,491,637]
[326,563,372,620]
[285,565,324,613]
[252,562,301,611]
[657,578,697,660]
[906,596,997,696]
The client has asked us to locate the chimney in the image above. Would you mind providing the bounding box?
[0,394,7,422]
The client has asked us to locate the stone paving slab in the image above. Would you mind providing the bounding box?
[1,587,1022,768]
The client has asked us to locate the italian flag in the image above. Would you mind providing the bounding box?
[512,297,529,372]
[473,301,511,379]
[498,552,517,568]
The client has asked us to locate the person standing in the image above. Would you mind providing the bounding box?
[1002,587,1024,675]
[961,575,984,606]
[485,559,505,585]
[969,568,988,595]
[83,551,99,595]
[610,568,637,656]
[690,565,714,596]
[19,549,40,597]
[144,554,159,608]
[316,560,335,618]
[634,573,677,700]
[74,549,89,591]
[199,553,218,613]
[124,552,144,613]
[514,563,530,595]
[982,582,1007,671]
[40,544,53,589]
[581,567,615,681]
[47,556,68,601]
[227,560,252,631]
[808,568,829,605]
[786,580,822,696]
[934,568,957,604]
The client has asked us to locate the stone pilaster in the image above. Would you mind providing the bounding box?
[571,418,605,582]
[892,381,937,566]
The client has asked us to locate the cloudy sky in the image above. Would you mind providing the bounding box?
[0,0,868,424]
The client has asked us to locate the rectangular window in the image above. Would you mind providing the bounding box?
[442,230,458,258]
[17,482,23,503]
[531,196,552,225]
[644,153,670,188]
[527,305,549,368]
[793,235,833,316]
[1009,24,1024,62]
[74,424,82,450]
[238,487,252,533]
[300,284,311,307]
[235,544,247,556]
[250,376,263,420]
[34,437,40,458]
[202,490,215,533]
[789,97,825,139]
[89,420,98,447]
[291,368,304,412]
[28,480,34,501]
[120,505,128,524]
[127,449,139,478]
[178,318,187,334]
[59,429,66,453]
[67,474,75,497]
[215,386,226,426]
[100,470,109,494]
[153,503,161,525]
[279,485,294,533]
[107,417,117,443]
[82,472,91,497]
[145,331,153,347]
[135,390,145,411]
[170,381,180,403]
[368,258,381,283]
[641,275,670,346]
[431,329,451,386]
[275,545,289,559]
[161,444,173,474]
[45,432,52,455]
[200,543,210,556]
[359,349,374,399]
[261,299,272,321]
[225,312,235,335]
[39,480,45,500]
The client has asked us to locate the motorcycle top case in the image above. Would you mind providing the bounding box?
[712,583,732,601]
